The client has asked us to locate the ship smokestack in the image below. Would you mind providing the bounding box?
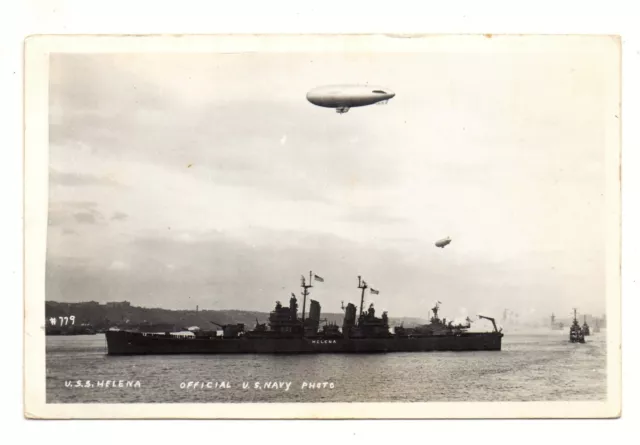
[306,300,321,333]
[343,303,357,331]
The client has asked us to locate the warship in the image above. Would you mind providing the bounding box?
[569,309,586,343]
[582,315,591,336]
[105,272,504,355]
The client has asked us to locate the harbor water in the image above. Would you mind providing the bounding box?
[46,330,607,403]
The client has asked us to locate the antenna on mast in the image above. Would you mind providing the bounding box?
[357,276,368,316]
[300,271,313,327]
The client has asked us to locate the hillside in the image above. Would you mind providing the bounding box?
[44,300,428,332]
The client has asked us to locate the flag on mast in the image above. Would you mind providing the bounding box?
[314,274,324,283]
[370,288,379,295]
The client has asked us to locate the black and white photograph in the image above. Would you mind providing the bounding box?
[23,34,621,419]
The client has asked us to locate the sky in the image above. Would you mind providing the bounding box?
[46,41,615,323]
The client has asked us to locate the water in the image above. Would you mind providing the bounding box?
[46,330,607,403]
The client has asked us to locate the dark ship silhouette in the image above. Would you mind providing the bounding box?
[105,272,504,355]
[569,309,586,343]
[582,315,591,336]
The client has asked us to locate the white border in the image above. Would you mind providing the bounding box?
[23,34,622,420]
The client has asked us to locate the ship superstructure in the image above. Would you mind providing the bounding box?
[105,272,504,355]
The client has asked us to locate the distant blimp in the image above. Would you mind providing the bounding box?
[435,237,452,248]
[306,85,395,114]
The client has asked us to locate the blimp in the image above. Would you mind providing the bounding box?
[306,84,395,114]
[435,237,452,248]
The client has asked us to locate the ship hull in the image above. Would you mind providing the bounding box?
[105,331,503,355]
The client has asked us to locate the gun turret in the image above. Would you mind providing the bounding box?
[253,318,267,332]
[210,320,245,337]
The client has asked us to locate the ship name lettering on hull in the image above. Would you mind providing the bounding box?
[310,340,337,344]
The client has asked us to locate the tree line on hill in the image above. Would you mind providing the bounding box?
[44,300,427,333]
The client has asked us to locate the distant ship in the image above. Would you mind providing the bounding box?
[569,309,586,343]
[582,316,591,336]
[550,313,564,330]
[106,273,504,355]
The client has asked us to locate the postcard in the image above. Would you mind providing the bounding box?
[24,34,621,419]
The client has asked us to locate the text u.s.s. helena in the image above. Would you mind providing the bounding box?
[64,380,141,388]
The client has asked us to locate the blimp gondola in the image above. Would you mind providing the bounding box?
[306,84,395,114]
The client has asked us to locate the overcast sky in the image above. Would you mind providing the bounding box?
[46,43,614,323]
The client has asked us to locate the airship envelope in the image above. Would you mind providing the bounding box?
[306,84,395,114]
[435,237,452,248]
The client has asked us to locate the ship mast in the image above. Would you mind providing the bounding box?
[300,270,321,326]
[300,271,313,326]
[358,276,368,316]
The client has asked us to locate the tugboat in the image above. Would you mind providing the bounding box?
[582,315,591,336]
[105,272,504,355]
[569,309,585,343]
